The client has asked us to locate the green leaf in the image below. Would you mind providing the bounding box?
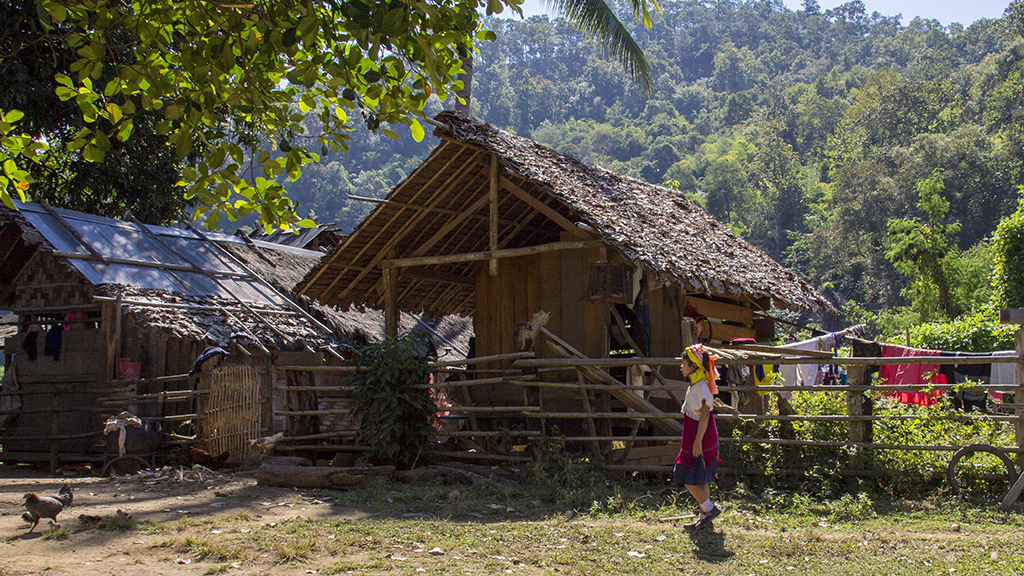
[106,103,122,124]
[409,119,424,142]
[205,209,221,231]
[3,110,24,123]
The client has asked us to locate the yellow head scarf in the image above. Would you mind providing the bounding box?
[685,344,719,395]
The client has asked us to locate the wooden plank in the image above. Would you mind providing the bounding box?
[1017,327,1024,470]
[560,240,585,355]
[513,258,530,338]
[647,284,665,356]
[622,444,677,466]
[382,239,604,269]
[537,251,562,353]
[707,322,756,343]
[474,264,492,358]
[499,257,515,360]
[663,285,683,358]
[998,469,1024,511]
[583,246,604,359]
[525,255,541,332]
[688,296,754,325]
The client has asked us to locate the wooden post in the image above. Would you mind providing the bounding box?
[999,309,1024,470]
[489,153,499,276]
[383,264,398,338]
[1017,326,1024,470]
[846,365,869,472]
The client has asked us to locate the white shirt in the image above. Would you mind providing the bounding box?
[683,379,713,421]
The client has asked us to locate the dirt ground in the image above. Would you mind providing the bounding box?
[0,465,371,576]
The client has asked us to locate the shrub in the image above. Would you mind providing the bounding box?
[907,312,1016,352]
[348,332,437,469]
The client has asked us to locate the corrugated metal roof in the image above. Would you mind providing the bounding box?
[13,202,302,308]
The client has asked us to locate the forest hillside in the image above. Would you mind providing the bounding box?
[282,0,1024,338]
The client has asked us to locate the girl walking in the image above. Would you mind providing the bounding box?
[675,343,722,530]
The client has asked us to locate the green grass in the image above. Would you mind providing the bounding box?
[42,527,70,541]
[134,478,1024,575]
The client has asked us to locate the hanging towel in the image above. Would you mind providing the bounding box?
[879,344,944,406]
[989,350,1016,401]
[777,339,822,397]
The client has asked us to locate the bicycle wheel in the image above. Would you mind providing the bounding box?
[946,444,1018,503]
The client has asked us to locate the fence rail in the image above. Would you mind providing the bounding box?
[267,348,1023,480]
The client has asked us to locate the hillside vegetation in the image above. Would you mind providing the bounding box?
[282,0,1024,334]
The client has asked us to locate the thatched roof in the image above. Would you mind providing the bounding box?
[299,112,835,316]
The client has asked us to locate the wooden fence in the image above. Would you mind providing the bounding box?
[270,348,1024,478]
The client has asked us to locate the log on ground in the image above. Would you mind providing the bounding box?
[255,464,396,489]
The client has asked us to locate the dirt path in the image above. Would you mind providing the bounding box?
[0,465,372,576]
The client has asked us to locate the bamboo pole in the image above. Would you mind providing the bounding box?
[94,295,301,316]
[275,406,540,417]
[513,411,1019,422]
[539,326,682,435]
[416,374,535,389]
[429,351,536,367]
[514,355,1024,368]
[272,386,355,393]
[507,379,1023,393]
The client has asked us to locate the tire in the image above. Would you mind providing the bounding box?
[101,455,151,477]
[946,444,1018,503]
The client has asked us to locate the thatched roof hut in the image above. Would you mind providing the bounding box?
[298,113,834,369]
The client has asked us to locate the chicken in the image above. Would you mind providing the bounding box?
[188,346,229,376]
[246,431,284,453]
[188,448,230,469]
[23,484,72,533]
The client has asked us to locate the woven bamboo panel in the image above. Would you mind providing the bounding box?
[200,365,263,462]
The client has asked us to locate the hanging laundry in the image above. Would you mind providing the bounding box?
[44,325,63,362]
[777,339,823,395]
[879,344,945,406]
[938,351,991,412]
[21,328,38,362]
[988,350,1016,401]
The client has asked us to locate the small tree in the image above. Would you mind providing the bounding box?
[885,172,960,320]
[348,332,437,469]
[992,186,1024,309]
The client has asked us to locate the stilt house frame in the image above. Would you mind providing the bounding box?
[298,113,836,422]
[0,202,378,467]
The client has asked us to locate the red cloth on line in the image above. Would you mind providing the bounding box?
[879,344,946,406]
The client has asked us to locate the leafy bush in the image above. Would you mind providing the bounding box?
[992,187,1024,309]
[347,333,437,469]
[907,312,1016,352]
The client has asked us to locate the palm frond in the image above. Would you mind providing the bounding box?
[542,0,660,92]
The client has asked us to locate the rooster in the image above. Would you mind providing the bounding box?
[22,484,73,533]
